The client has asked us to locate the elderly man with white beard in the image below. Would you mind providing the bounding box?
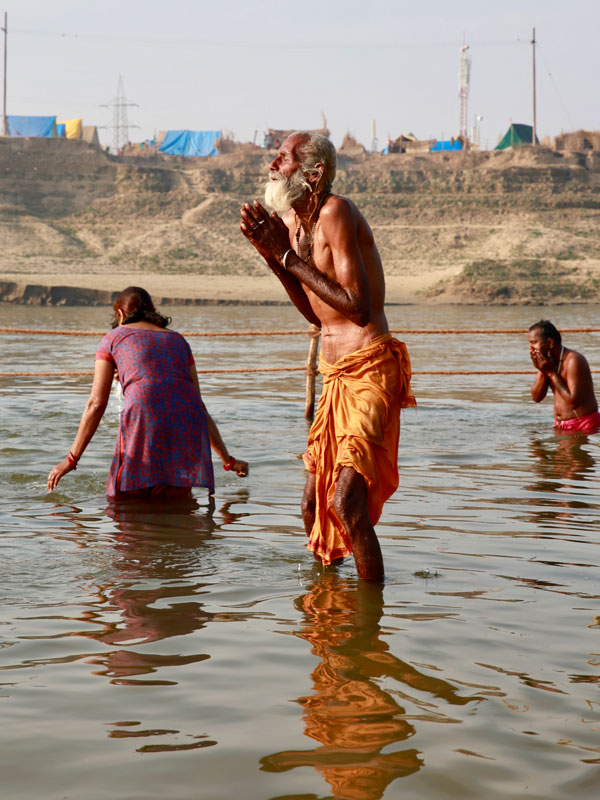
[240,132,415,581]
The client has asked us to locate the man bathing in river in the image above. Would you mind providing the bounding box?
[240,132,415,581]
[528,319,600,433]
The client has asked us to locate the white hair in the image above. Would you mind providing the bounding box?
[264,170,310,215]
[291,131,337,193]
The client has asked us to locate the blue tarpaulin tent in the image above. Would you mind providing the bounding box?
[7,116,57,138]
[159,130,220,157]
[430,139,463,152]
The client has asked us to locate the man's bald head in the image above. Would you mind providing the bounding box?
[289,132,337,194]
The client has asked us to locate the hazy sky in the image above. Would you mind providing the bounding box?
[3,0,599,150]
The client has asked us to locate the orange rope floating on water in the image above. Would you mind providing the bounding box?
[2,327,600,337]
[0,367,308,377]
[3,369,600,378]
[0,327,309,337]
[2,327,599,377]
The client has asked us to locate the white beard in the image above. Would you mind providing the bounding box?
[264,170,310,216]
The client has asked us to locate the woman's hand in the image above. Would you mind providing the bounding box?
[231,459,249,478]
[47,458,75,491]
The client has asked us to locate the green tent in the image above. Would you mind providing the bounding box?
[495,123,539,150]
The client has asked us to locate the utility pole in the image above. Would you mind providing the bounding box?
[531,27,537,145]
[1,12,7,137]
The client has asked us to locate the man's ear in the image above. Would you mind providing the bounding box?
[308,162,325,188]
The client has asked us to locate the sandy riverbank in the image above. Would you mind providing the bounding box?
[3,139,600,306]
[0,271,452,306]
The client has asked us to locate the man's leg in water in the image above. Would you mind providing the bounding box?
[301,472,321,560]
[332,466,384,581]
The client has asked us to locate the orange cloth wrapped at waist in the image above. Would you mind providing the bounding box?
[303,334,416,565]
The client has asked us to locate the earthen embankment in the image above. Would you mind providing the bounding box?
[1,137,599,304]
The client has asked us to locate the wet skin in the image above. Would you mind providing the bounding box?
[241,134,393,580]
[528,329,598,422]
[240,134,389,364]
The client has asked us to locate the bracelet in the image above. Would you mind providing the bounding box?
[67,451,78,470]
[282,249,294,269]
[223,456,236,472]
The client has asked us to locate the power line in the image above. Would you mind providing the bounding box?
[537,42,575,131]
[12,28,527,51]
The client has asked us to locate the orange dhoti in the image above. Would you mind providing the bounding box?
[303,334,416,565]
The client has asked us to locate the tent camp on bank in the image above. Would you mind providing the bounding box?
[5,115,100,146]
[158,130,221,157]
[496,123,538,150]
[6,116,57,137]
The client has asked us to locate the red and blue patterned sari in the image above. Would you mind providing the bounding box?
[96,327,214,497]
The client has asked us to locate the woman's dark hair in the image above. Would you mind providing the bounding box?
[111,286,171,329]
[528,319,562,346]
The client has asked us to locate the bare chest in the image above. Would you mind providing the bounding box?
[293,222,334,279]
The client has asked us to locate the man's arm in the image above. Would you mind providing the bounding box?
[240,204,321,327]
[529,346,550,402]
[264,255,322,327]
[241,199,371,327]
[530,370,549,403]
[531,372,549,402]
[281,198,372,327]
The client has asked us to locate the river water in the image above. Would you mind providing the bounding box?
[1,303,599,800]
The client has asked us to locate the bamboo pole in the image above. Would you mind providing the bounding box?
[304,324,321,420]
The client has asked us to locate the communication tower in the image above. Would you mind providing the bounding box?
[371,119,378,153]
[458,40,471,139]
[101,76,139,153]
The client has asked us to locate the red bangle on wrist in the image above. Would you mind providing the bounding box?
[67,451,78,470]
[223,456,235,471]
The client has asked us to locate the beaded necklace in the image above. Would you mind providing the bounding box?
[294,192,329,261]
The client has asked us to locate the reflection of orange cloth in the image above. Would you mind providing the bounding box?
[303,335,416,564]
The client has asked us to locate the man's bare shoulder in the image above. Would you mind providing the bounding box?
[321,195,376,247]
[319,194,364,229]
[566,348,591,371]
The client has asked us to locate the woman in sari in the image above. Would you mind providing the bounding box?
[47,286,248,498]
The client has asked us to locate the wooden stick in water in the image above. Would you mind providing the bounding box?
[304,325,321,420]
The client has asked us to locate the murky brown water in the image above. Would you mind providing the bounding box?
[1,303,599,799]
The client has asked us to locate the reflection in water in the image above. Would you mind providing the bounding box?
[49,496,248,752]
[261,576,477,800]
[529,434,595,485]
[525,435,596,527]
[74,495,236,682]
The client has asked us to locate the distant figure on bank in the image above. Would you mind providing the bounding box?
[240,132,415,581]
[47,286,248,498]
[528,319,600,433]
